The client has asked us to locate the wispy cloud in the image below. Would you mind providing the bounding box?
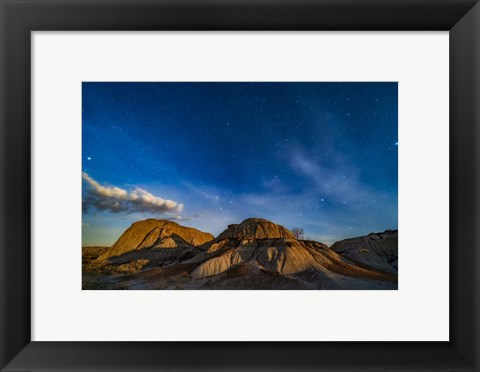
[82,172,183,214]
[289,149,372,204]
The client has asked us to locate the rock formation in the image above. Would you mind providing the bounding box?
[182,218,396,288]
[97,219,214,261]
[330,229,398,274]
[216,218,296,239]
[83,218,398,290]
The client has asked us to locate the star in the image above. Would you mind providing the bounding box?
[82,82,398,247]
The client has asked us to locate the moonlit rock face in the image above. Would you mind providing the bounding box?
[188,218,396,288]
[97,219,214,261]
[84,218,398,290]
[188,232,396,288]
[216,218,296,240]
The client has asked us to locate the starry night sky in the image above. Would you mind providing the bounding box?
[82,82,398,246]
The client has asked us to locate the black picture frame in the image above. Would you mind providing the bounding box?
[1,0,479,371]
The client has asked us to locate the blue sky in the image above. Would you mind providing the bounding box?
[82,82,398,246]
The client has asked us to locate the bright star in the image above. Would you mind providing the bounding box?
[395,142,398,146]
[87,157,92,160]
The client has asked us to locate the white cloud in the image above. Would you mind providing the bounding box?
[82,172,183,214]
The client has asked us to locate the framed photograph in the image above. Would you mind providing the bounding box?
[1,0,479,371]
[81,81,399,291]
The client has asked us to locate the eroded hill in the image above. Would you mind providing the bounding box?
[83,218,398,290]
[97,219,214,261]
[330,230,398,274]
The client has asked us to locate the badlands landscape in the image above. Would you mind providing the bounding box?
[82,218,398,290]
